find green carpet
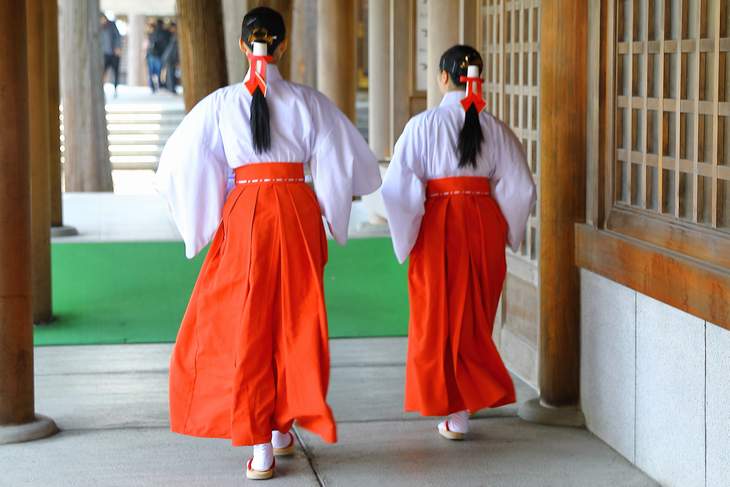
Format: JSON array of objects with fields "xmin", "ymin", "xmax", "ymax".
[{"xmin": 34, "ymin": 239, "xmax": 409, "ymax": 346}]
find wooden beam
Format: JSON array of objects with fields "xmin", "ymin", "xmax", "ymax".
[
  {"xmin": 177, "ymin": 0, "xmax": 229, "ymax": 111},
  {"xmin": 537, "ymin": 0, "xmax": 587, "ymax": 407},
  {"xmin": 576, "ymin": 224, "xmax": 730, "ymax": 330},
  {"xmin": 606, "ymin": 207, "xmax": 730, "ymax": 269}
]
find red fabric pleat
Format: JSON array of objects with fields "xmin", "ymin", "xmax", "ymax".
[
  {"xmin": 405, "ymin": 176, "xmax": 516, "ymax": 416},
  {"xmin": 169, "ymin": 163, "xmax": 336, "ymax": 446}
]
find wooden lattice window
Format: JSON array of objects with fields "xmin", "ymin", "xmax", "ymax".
[
  {"xmin": 615, "ymin": 0, "xmax": 730, "ymax": 233},
  {"xmin": 481, "ymin": 0, "xmax": 540, "ymax": 263},
  {"xmin": 578, "ymin": 0, "xmax": 730, "ymax": 329}
]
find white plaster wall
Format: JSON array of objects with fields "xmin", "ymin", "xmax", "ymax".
[
  {"xmin": 706, "ymin": 323, "xmax": 730, "ymax": 487},
  {"xmin": 635, "ymin": 294, "xmax": 705, "ymax": 487},
  {"xmin": 580, "ymin": 269, "xmax": 729, "ymax": 487},
  {"xmin": 580, "ymin": 270, "xmax": 636, "ymax": 462}
]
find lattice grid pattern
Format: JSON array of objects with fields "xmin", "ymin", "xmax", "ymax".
[
  {"xmin": 481, "ymin": 0, "xmax": 540, "ymax": 262},
  {"xmin": 615, "ymin": 0, "xmax": 730, "ymax": 231}
]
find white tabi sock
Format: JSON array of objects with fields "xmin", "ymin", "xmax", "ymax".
[
  {"xmin": 272, "ymin": 430, "xmax": 292, "ymax": 449},
  {"xmin": 251, "ymin": 443, "xmax": 274, "ymax": 471},
  {"xmin": 439, "ymin": 410, "xmax": 470, "ymax": 434}
]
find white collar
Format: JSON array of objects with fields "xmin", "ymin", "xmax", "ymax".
[{"xmin": 439, "ymin": 90, "xmax": 464, "ymax": 107}]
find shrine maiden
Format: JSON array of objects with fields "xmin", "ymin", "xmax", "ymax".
[
  {"xmin": 381, "ymin": 45, "xmax": 536, "ymax": 439},
  {"xmin": 155, "ymin": 7, "xmax": 381, "ymax": 480}
]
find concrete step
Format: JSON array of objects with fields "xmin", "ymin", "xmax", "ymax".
[
  {"xmin": 109, "ymin": 145, "xmax": 163, "ymax": 157},
  {"xmin": 106, "ymin": 123, "xmax": 178, "ymax": 135},
  {"xmin": 106, "ymin": 113, "xmax": 184, "ymax": 124},
  {"xmin": 108, "ymin": 133, "xmax": 169, "ymax": 144},
  {"xmin": 110, "ymin": 155, "xmax": 159, "ymax": 170},
  {"xmin": 105, "ymin": 103, "xmax": 185, "ymax": 115}
]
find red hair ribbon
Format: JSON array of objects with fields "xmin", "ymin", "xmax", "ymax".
[
  {"xmin": 245, "ymin": 51, "xmax": 273, "ymax": 96},
  {"xmin": 459, "ymin": 74, "xmax": 486, "ymax": 113}
]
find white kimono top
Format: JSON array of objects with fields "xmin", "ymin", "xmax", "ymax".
[
  {"xmin": 155, "ymin": 65, "xmax": 382, "ymax": 258},
  {"xmin": 381, "ymin": 90, "xmax": 537, "ymax": 263}
]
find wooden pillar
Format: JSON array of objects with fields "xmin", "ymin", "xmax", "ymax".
[
  {"xmin": 0, "ymin": 0, "xmax": 57, "ymax": 444},
  {"xmin": 126, "ymin": 14, "xmax": 148, "ymax": 87},
  {"xmin": 177, "ymin": 0, "xmax": 229, "ymax": 111},
  {"xmin": 27, "ymin": 0, "xmax": 52, "ymax": 323},
  {"xmin": 519, "ymin": 0, "xmax": 587, "ymax": 425},
  {"xmin": 368, "ymin": 0, "xmax": 390, "ymax": 159},
  {"xmin": 389, "ymin": 0, "xmax": 410, "ymax": 146},
  {"xmin": 59, "ymin": 0, "xmax": 113, "ymax": 192},
  {"xmin": 426, "ymin": 0, "xmax": 459, "ymax": 108},
  {"xmin": 46, "ymin": 0, "xmax": 62, "ymax": 228},
  {"xmin": 459, "ymin": 0, "xmax": 478, "ymax": 47},
  {"xmin": 290, "ymin": 0, "xmax": 317, "ymax": 87},
  {"xmin": 47, "ymin": 0, "xmax": 76, "ymax": 237},
  {"xmin": 317, "ymin": 0, "xmax": 356, "ymax": 121},
  {"xmin": 222, "ymin": 0, "xmax": 248, "ymax": 84}
]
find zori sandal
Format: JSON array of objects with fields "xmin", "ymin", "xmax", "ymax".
[
  {"xmin": 245, "ymin": 457, "xmax": 275, "ymax": 480},
  {"xmin": 437, "ymin": 420, "xmax": 465, "ymax": 441},
  {"xmin": 273, "ymin": 431, "xmax": 296, "ymax": 457}
]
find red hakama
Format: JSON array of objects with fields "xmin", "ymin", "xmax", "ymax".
[
  {"xmin": 169, "ymin": 163, "xmax": 337, "ymax": 446},
  {"xmin": 405, "ymin": 176, "xmax": 516, "ymax": 416}
]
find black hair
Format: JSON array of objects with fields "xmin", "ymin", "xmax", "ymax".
[
  {"xmin": 439, "ymin": 45, "xmax": 485, "ymax": 169},
  {"xmin": 241, "ymin": 7, "xmax": 286, "ymax": 154}
]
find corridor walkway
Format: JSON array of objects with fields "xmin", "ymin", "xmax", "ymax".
[
  {"xmin": 19, "ymin": 194, "xmax": 660, "ymax": 486},
  {"xmin": 4, "ymin": 339, "xmax": 657, "ymax": 486}
]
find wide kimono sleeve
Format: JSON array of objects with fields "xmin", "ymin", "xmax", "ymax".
[
  {"xmin": 154, "ymin": 91, "xmax": 229, "ymax": 259},
  {"xmin": 308, "ymin": 93, "xmax": 381, "ymax": 245},
  {"xmin": 381, "ymin": 117, "xmax": 426, "ymax": 264},
  {"xmin": 490, "ymin": 120, "xmax": 537, "ymax": 252}
]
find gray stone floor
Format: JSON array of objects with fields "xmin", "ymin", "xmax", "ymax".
[{"xmin": 2, "ymin": 338, "xmax": 658, "ymax": 486}]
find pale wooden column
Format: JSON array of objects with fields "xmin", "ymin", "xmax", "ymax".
[
  {"xmin": 389, "ymin": 0, "xmax": 410, "ymax": 146},
  {"xmin": 126, "ymin": 14, "xmax": 148, "ymax": 87},
  {"xmin": 518, "ymin": 0, "xmax": 587, "ymax": 426},
  {"xmin": 427, "ymin": 0, "xmax": 459, "ymax": 108},
  {"xmin": 459, "ymin": 0, "xmax": 479, "ymax": 47},
  {"xmin": 27, "ymin": 0, "xmax": 52, "ymax": 323},
  {"xmin": 317, "ymin": 0, "xmax": 356, "ymax": 121},
  {"xmin": 0, "ymin": 0, "xmax": 57, "ymax": 445},
  {"xmin": 290, "ymin": 0, "xmax": 317, "ymax": 87},
  {"xmin": 59, "ymin": 0, "xmax": 113, "ymax": 192},
  {"xmin": 177, "ymin": 0, "xmax": 229, "ymax": 111},
  {"xmin": 368, "ymin": 0, "xmax": 390, "ymax": 159},
  {"xmin": 46, "ymin": 0, "xmax": 62, "ymax": 228},
  {"xmin": 222, "ymin": 0, "xmax": 248, "ymax": 84},
  {"xmin": 48, "ymin": 0, "xmax": 75, "ymax": 236}
]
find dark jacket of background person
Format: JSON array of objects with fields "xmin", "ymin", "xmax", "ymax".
[
  {"xmin": 162, "ymin": 32, "xmax": 179, "ymax": 67},
  {"xmin": 147, "ymin": 23, "xmax": 171, "ymax": 59},
  {"xmin": 162, "ymin": 29, "xmax": 179, "ymax": 92},
  {"xmin": 101, "ymin": 19, "xmax": 121, "ymax": 56}
]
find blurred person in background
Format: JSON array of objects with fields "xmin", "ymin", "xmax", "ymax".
[
  {"xmin": 100, "ymin": 14, "xmax": 122, "ymax": 96},
  {"xmin": 146, "ymin": 19, "xmax": 170, "ymax": 93},
  {"xmin": 162, "ymin": 22, "xmax": 179, "ymax": 93}
]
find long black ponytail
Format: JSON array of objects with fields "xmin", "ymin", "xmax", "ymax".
[
  {"xmin": 241, "ymin": 7, "xmax": 286, "ymax": 154},
  {"xmin": 439, "ymin": 45, "xmax": 485, "ymax": 169}
]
